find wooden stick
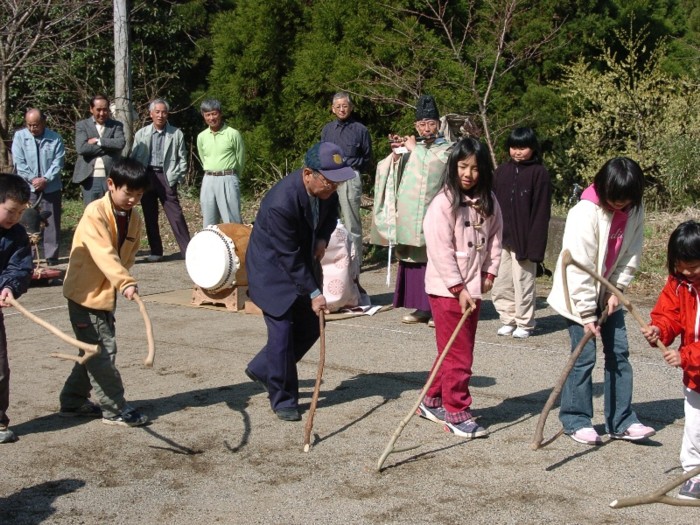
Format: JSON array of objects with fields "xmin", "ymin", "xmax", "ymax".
[
  {"xmin": 610, "ymin": 464, "xmax": 700, "ymax": 508},
  {"xmin": 303, "ymin": 311, "xmax": 326, "ymax": 452},
  {"xmin": 531, "ymin": 311, "xmax": 607, "ymax": 450},
  {"xmin": 532, "ymin": 249, "xmax": 668, "ymax": 450},
  {"xmin": 560, "ymin": 249, "xmax": 670, "ymax": 355},
  {"xmin": 5, "ymin": 297, "xmax": 99, "ymax": 365},
  {"xmin": 133, "ymin": 294, "xmax": 155, "ymax": 367},
  {"xmin": 376, "ymin": 306, "xmax": 473, "ymax": 472}
]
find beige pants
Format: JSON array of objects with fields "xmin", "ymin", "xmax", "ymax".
[{"xmin": 491, "ymin": 248, "xmax": 537, "ymax": 330}]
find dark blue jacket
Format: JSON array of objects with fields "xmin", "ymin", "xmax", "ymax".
[
  {"xmin": 0, "ymin": 224, "xmax": 33, "ymax": 297},
  {"xmin": 246, "ymin": 170, "xmax": 339, "ymax": 317},
  {"xmin": 321, "ymin": 117, "xmax": 372, "ymax": 173}
]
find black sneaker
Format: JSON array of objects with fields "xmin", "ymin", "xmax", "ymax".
[
  {"xmin": 102, "ymin": 408, "xmax": 148, "ymax": 427},
  {"xmin": 59, "ymin": 401, "xmax": 102, "ymax": 418},
  {"xmin": 678, "ymin": 477, "xmax": 700, "ymax": 500}
]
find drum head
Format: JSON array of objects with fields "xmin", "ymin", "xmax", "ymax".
[{"xmin": 186, "ymin": 227, "xmax": 240, "ymax": 292}]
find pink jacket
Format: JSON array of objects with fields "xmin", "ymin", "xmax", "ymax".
[{"xmin": 423, "ymin": 189, "xmax": 503, "ymax": 299}]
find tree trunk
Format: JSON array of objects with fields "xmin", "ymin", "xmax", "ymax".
[
  {"xmin": 113, "ymin": 0, "xmax": 133, "ymax": 155},
  {"xmin": 0, "ymin": 78, "xmax": 12, "ymax": 172}
]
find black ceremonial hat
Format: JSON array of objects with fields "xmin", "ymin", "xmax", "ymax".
[{"xmin": 415, "ymin": 94, "xmax": 439, "ymax": 121}]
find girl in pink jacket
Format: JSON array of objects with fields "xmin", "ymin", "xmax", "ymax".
[{"xmin": 416, "ymin": 137, "xmax": 503, "ymax": 438}]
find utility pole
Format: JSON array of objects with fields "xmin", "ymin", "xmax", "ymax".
[{"xmin": 113, "ymin": 0, "xmax": 133, "ymax": 154}]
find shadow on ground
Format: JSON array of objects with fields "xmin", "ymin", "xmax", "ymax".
[{"xmin": 0, "ymin": 478, "xmax": 86, "ymax": 525}]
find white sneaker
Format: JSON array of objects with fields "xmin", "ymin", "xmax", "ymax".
[
  {"xmin": 146, "ymin": 255, "xmax": 163, "ymax": 263},
  {"xmin": 497, "ymin": 325, "xmax": 515, "ymax": 336},
  {"xmin": 512, "ymin": 327, "xmax": 532, "ymax": 339}
]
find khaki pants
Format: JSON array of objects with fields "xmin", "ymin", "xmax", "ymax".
[
  {"xmin": 491, "ymin": 247, "xmax": 537, "ymax": 330},
  {"xmin": 59, "ymin": 301, "xmax": 127, "ymax": 417},
  {"xmin": 336, "ymin": 170, "xmax": 363, "ymax": 274}
]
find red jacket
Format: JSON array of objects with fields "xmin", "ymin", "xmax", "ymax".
[{"xmin": 650, "ymin": 275, "xmax": 700, "ymax": 392}]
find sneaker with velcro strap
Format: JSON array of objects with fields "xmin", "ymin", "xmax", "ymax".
[{"xmin": 102, "ymin": 407, "xmax": 148, "ymax": 427}]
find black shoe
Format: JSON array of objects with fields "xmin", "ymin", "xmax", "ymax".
[
  {"xmin": 46, "ymin": 258, "xmax": 59, "ymax": 266},
  {"xmin": 275, "ymin": 408, "xmax": 301, "ymax": 421},
  {"xmin": 245, "ymin": 368, "xmax": 269, "ymax": 393}
]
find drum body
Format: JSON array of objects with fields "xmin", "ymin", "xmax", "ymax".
[{"xmin": 186, "ymin": 224, "xmax": 252, "ymax": 292}]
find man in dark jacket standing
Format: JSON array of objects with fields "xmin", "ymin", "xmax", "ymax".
[
  {"xmin": 244, "ymin": 142, "xmax": 356, "ymax": 421},
  {"xmin": 73, "ymin": 95, "xmax": 125, "ymax": 205}
]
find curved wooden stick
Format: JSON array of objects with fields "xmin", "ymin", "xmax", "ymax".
[
  {"xmin": 377, "ymin": 306, "xmax": 473, "ymax": 472},
  {"xmin": 303, "ymin": 311, "xmax": 326, "ymax": 452},
  {"xmin": 133, "ymin": 294, "xmax": 155, "ymax": 368},
  {"xmin": 533, "ymin": 249, "xmax": 667, "ymax": 450},
  {"xmin": 610, "ymin": 464, "xmax": 700, "ymax": 508},
  {"xmin": 531, "ymin": 311, "xmax": 608, "ymax": 450},
  {"xmin": 560, "ymin": 249, "xmax": 670, "ymax": 355},
  {"xmin": 5, "ymin": 297, "xmax": 99, "ymax": 365}
]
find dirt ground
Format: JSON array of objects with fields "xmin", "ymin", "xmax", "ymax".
[{"xmin": 0, "ymin": 254, "xmax": 696, "ymax": 524}]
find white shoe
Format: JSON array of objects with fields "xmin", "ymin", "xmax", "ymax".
[
  {"xmin": 497, "ymin": 325, "xmax": 515, "ymax": 336},
  {"xmin": 512, "ymin": 327, "xmax": 532, "ymax": 339},
  {"xmin": 146, "ymin": 255, "xmax": 163, "ymax": 262}
]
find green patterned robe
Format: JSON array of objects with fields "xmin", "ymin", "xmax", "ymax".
[{"xmin": 371, "ymin": 139, "xmax": 452, "ymax": 263}]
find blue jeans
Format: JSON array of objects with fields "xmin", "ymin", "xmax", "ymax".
[{"xmin": 559, "ymin": 308, "xmax": 639, "ymax": 435}]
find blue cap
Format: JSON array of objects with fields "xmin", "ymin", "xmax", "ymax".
[{"xmin": 304, "ymin": 142, "xmax": 357, "ymax": 183}]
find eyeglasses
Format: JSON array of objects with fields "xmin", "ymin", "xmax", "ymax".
[{"xmin": 313, "ymin": 171, "xmax": 339, "ymax": 188}]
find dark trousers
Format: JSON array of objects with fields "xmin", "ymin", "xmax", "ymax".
[
  {"xmin": 81, "ymin": 176, "xmax": 108, "ymax": 206},
  {"xmin": 0, "ymin": 313, "xmax": 9, "ymax": 427},
  {"xmin": 247, "ymin": 296, "xmax": 321, "ymax": 411},
  {"xmin": 30, "ymin": 190, "xmax": 61, "ymax": 261},
  {"xmin": 141, "ymin": 168, "xmax": 191, "ymax": 256}
]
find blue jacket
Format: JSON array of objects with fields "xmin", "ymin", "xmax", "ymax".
[
  {"xmin": 11, "ymin": 127, "xmax": 65, "ymax": 194},
  {"xmin": 246, "ymin": 169, "xmax": 338, "ymax": 317},
  {"xmin": 0, "ymin": 224, "xmax": 33, "ymax": 298}
]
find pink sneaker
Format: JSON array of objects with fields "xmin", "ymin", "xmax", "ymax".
[
  {"xmin": 569, "ymin": 427, "xmax": 603, "ymax": 445},
  {"xmin": 609, "ymin": 423, "xmax": 656, "ymax": 441}
]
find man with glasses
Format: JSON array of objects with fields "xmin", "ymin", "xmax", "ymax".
[
  {"xmin": 321, "ymin": 92, "xmax": 372, "ymax": 273},
  {"xmin": 244, "ymin": 142, "xmax": 356, "ymax": 422},
  {"xmin": 11, "ymin": 109, "xmax": 65, "ymax": 265},
  {"xmin": 130, "ymin": 98, "xmax": 191, "ymax": 262}
]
